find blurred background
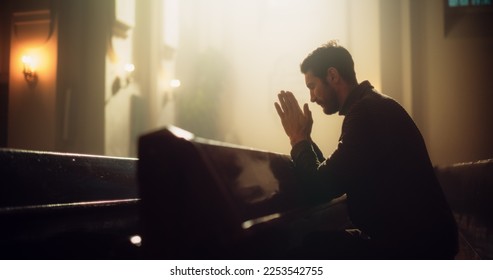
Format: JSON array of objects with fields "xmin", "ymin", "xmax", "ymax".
[{"xmin": 1, "ymin": 0, "xmax": 492, "ymax": 165}]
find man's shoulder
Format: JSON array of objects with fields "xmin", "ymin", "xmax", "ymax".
[
  {"xmin": 354, "ymin": 90, "xmax": 393, "ymax": 110},
  {"xmin": 361, "ymin": 89, "xmax": 404, "ymax": 108},
  {"xmin": 351, "ymin": 90, "xmax": 408, "ymax": 122}
]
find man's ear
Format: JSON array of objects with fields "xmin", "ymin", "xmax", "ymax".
[{"xmin": 326, "ymin": 67, "xmax": 339, "ymax": 84}]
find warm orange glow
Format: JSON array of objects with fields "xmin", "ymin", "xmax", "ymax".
[
  {"xmin": 16, "ymin": 45, "xmax": 56, "ymax": 86},
  {"xmin": 21, "ymin": 54, "xmax": 39, "ymax": 83},
  {"xmin": 20, "ymin": 45, "xmax": 54, "ymax": 71}
]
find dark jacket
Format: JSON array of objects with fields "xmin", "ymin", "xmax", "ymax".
[{"xmin": 291, "ymin": 81, "xmax": 458, "ymax": 258}]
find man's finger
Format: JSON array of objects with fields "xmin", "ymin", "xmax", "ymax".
[
  {"xmin": 303, "ymin": 103, "xmax": 312, "ymax": 120},
  {"xmin": 285, "ymin": 91, "xmax": 303, "ymax": 114},
  {"xmin": 278, "ymin": 92, "xmax": 290, "ymax": 114},
  {"xmin": 274, "ymin": 102, "xmax": 284, "ymax": 118}
]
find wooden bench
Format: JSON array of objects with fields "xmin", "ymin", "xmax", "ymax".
[
  {"xmin": 0, "ymin": 149, "xmax": 140, "ymax": 259},
  {"xmin": 137, "ymin": 126, "xmax": 350, "ymax": 259},
  {"xmin": 435, "ymin": 159, "xmax": 493, "ymax": 259},
  {"xmin": 137, "ymin": 127, "xmax": 493, "ymax": 259},
  {"xmin": 0, "ymin": 128, "xmax": 349, "ymax": 259},
  {"xmin": 4, "ymin": 126, "xmax": 489, "ymax": 259}
]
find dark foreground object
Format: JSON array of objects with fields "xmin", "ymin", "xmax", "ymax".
[
  {"xmin": 138, "ymin": 127, "xmax": 349, "ymax": 259},
  {"xmin": 0, "ymin": 127, "xmax": 492, "ymax": 259}
]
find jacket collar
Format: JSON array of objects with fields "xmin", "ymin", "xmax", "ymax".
[{"xmin": 339, "ymin": 80, "xmax": 374, "ymax": 116}]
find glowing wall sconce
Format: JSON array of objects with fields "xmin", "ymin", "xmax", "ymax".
[
  {"xmin": 170, "ymin": 79, "xmax": 181, "ymax": 88},
  {"xmin": 162, "ymin": 79, "xmax": 181, "ymax": 107},
  {"xmin": 123, "ymin": 63, "xmax": 135, "ymax": 85},
  {"xmin": 21, "ymin": 55, "xmax": 38, "ymax": 86},
  {"xmin": 111, "ymin": 63, "xmax": 135, "ymax": 95}
]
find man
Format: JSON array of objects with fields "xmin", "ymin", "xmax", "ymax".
[{"xmin": 275, "ymin": 40, "xmax": 458, "ymax": 259}]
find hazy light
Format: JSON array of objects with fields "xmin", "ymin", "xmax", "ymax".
[
  {"xmin": 170, "ymin": 79, "xmax": 181, "ymax": 88},
  {"xmin": 124, "ymin": 63, "xmax": 135, "ymax": 73}
]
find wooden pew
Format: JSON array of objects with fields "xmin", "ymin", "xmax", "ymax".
[
  {"xmin": 138, "ymin": 126, "xmax": 350, "ymax": 259},
  {"xmin": 0, "ymin": 149, "xmax": 140, "ymax": 259},
  {"xmin": 0, "ymin": 127, "xmax": 349, "ymax": 259},
  {"xmin": 2, "ymin": 127, "xmax": 490, "ymax": 260},
  {"xmin": 435, "ymin": 159, "xmax": 493, "ymax": 259}
]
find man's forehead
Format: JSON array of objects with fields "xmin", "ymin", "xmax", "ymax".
[{"xmin": 304, "ymin": 71, "xmax": 318, "ymax": 83}]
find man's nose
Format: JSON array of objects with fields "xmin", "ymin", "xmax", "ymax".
[{"xmin": 310, "ymin": 91, "xmax": 316, "ymax": 102}]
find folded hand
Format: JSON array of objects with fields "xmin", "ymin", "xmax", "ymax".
[{"xmin": 274, "ymin": 91, "xmax": 313, "ymax": 146}]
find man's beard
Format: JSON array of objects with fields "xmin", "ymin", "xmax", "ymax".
[{"xmin": 322, "ymin": 83, "xmax": 339, "ymax": 115}]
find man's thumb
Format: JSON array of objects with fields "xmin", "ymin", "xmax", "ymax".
[{"xmin": 303, "ymin": 103, "xmax": 312, "ymax": 119}]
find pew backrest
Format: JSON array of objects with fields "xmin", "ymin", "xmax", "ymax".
[{"xmin": 137, "ymin": 126, "xmax": 349, "ymax": 258}]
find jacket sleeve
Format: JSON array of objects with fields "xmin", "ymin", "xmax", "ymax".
[
  {"xmin": 290, "ymin": 140, "xmax": 346, "ymax": 203},
  {"xmin": 310, "ymin": 140, "xmax": 325, "ymax": 162},
  {"xmin": 290, "ymin": 99, "xmax": 379, "ymax": 203}
]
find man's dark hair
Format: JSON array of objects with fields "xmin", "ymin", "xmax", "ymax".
[{"xmin": 300, "ymin": 40, "xmax": 357, "ymax": 85}]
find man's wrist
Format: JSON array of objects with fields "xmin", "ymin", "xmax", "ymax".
[
  {"xmin": 290, "ymin": 139, "xmax": 313, "ymax": 161},
  {"xmin": 290, "ymin": 136, "xmax": 309, "ymax": 146}
]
